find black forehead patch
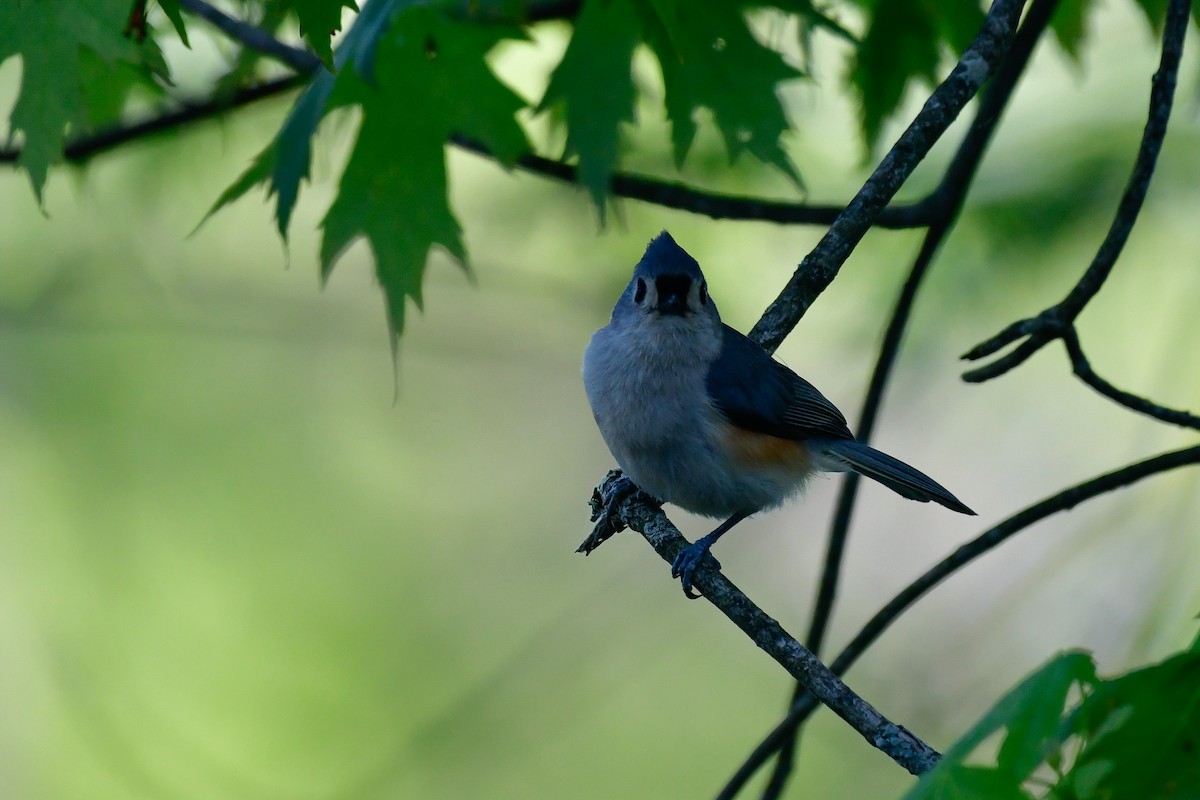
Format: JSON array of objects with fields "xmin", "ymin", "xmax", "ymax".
[{"xmin": 655, "ymin": 273, "xmax": 693, "ymax": 299}]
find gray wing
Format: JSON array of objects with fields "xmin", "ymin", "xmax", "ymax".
[{"xmin": 705, "ymin": 325, "xmax": 853, "ymax": 441}]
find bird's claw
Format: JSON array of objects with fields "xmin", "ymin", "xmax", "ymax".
[
  {"xmin": 671, "ymin": 542, "xmax": 721, "ymax": 599},
  {"xmin": 578, "ymin": 471, "xmax": 638, "ymax": 555}
]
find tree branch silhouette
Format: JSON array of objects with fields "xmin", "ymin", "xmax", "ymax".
[
  {"xmin": 748, "ymin": 0, "xmax": 1028, "ymax": 353},
  {"xmin": 1060, "ymin": 327, "xmax": 1200, "ymax": 429},
  {"xmin": 451, "ymin": 135, "xmax": 936, "ymax": 227},
  {"xmin": 759, "ymin": 1, "xmax": 1060, "ymax": 796},
  {"xmin": 584, "ymin": 0, "xmax": 1029, "ymax": 780},
  {"xmin": 581, "ymin": 472, "xmax": 942, "ymax": 777},
  {"xmin": 961, "ymin": 0, "xmax": 1190, "ymax": 384},
  {"xmin": 718, "ymin": 443, "xmax": 1200, "ymax": 800}
]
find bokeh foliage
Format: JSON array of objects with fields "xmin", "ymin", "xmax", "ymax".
[
  {"xmin": 906, "ymin": 633, "xmax": 1200, "ymax": 799},
  {"xmin": 2, "ymin": 2, "xmax": 1200, "ymax": 799}
]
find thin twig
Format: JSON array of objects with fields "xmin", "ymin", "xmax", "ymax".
[
  {"xmin": 479, "ymin": 0, "xmax": 584, "ymax": 23},
  {"xmin": 583, "ymin": 473, "xmax": 942, "ymax": 777},
  {"xmin": 449, "ymin": 136, "xmax": 935, "ymax": 227},
  {"xmin": 1061, "ymin": 327, "xmax": 1200, "ymax": 429},
  {"xmin": 718, "ymin": 443, "xmax": 1200, "ymax": 799},
  {"xmin": 755, "ymin": 1, "xmax": 1058, "ymax": 795},
  {"xmin": 178, "ymin": 0, "xmax": 324, "ymax": 72},
  {"xmin": 748, "ymin": 0, "xmax": 1028, "ymax": 353},
  {"xmin": 0, "ymin": 0, "xmax": 936, "ymax": 229},
  {"xmin": 961, "ymin": 0, "xmax": 1190, "ymax": 382},
  {"xmin": 0, "ymin": 76, "xmax": 308, "ymax": 166},
  {"xmin": 178, "ymin": 0, "xmax": 586, "ymax": 70},
  {"xmin": 0, "ymin": 117, "xmax": 933, "ymax": 227}
]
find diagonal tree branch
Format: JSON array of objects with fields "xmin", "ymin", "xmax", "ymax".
[
  {"xmin": 757, "ymin": 2, "xmax": 1062, "ymax": 796},
  {"xmin": 718, "ymin": 442, "xmax": 1200, "ymax": 799},
  {"xmin": 582, "ymin": 472, "xmax": 942, "ymax": 777},
  {"xmin": 583, "ymin": 0, "xmax": 1024, "ymax": 568},
  {"xmin": 961, "ymin": 0, "xmax": 1190, "ymax": 383},
  {"xmin": 584, "ymin": 0, "xmax": 1027, "ymax": 780},
  {"xmin": 748, "ymin": 0, "xmax": 1029, "ymax": 353}
]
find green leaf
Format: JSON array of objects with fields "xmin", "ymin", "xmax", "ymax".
[
  {"xmin": 213, "ymin": 1, "xmax": 292, "ymax": 95},
  {"xmin": 76, "ymin": 42, "xmax": 169, "ymax": 132},
  {"xmin": 155, "ymin": 0, "xmax": 190, "ymax": 45},
  {"xmin": 538, "ymin": 0, "xmax": 640, "ymax": 215},
  {"xmin": 1129, "ymin": 0, "xmax": 1171, "ymax": 34},
  {"xmin": 931, "ymin": 0, "xmax": 988, "ymax": 55},
  {"xmin": 1060, "ymin": 644, "xmax": 1200, "ymax": 799},
  {"xmin": 905, "ymin": 636, "xmax": 1200, "ymax": 800},
  {"xmin": 945, "ymin": 651, "xmax": 1095, "ymax": 766},
  {"xmin": 320, "ymin": 6, "xmax": 528, "ymax": 339},
  {"xmin": 907, "ymin": 765, "xmax": 1036, "ymax": 800},
  {"xmin": 205, "ymin": 1, "xmax": 527, "ymax": 342},
  {"xmin": 769, "ymin": 0, "xmax": 860, "ymax": 45},
  {"xmin": 1050, "ymin": 0, "xmax": 1091, "ymax": 60},
  {"xmin": 202, "ymin": 0, "xmax": 396, "ymax": 236},
  {"xmin": 847, "ymin": 0, "xmax": 985, "ymax": 151},
  {"xmin": 320, "ymin": 104, "xmax": 458, "ymax": 339},
  {"xmin": 993, "ymin": 652, "xmax": 1097, "ymax": 779},
  {"xmin": 281, "ymin": 0, "xmax": 359, "ymax": 67},
  {"xmin": 200, "ymin": 74, "xmax": 335, "ymax": 238},
  {"xmin": 639, "ymin": 0, "xmax": 804, "ymax": 186},
  {"xmin": 1128, "ymin": 0, "xmax": 1200, "ymax": 34},
  {"xmin": 850, "ymin": 0, "xmax": 942, "ymax": 152},
  {"xmin": 0, "ymin": 0, "xmax": 161, "ymax": 202},
  {"xmin": 904, "ymin": 651, "xmax": 1097, "ymax": 800}
]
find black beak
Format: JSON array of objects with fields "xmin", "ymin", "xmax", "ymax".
[{"xmin": 655, "ymin": 274, "xmax": 692, "ymax": 316}]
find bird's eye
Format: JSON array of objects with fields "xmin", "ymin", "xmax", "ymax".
[
  {"xmin": 698, "ymin": 280, "xmax": 708, "ymax": 305},
  {"xmin": 634, "ymin": 278, "xmax": 647, "ymax": 304}
]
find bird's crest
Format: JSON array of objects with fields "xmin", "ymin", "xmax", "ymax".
[{"xmin": 634, "ymin": 231, "xmax": 704, "ymax": 280}]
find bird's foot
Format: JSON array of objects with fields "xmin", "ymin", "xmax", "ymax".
[
  {"xmin": 578, "ymin": 471, "xmax": 641, "ymax": 555},
  {"xmin": 670, "ymin": 537, "xmax": 722, "ymax": 600}
]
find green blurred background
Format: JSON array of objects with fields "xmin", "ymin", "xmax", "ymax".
[{"xmin": 2, "ymin": 4, "xmax": 1199, "ymax": 798}]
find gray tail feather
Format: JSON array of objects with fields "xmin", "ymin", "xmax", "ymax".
[{"xmin": 822, "ymin": 439, "xmax": 976, "ymax": 516}]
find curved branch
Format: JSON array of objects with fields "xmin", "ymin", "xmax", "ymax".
[
  {"xmin": 1061, "ymin": 327, "xmax": 1200, "ymax": 429},
  {"xmin": 0, "ymin": 116, "xmax": 934, "ymax": 228},
  {"xmin": 719, "ymin": 443, "xmax": 1200, "ymax": 799},
  {"xmin": 748, "ymin": 0, "xmax": 1028, "ymax": 353},
  {"xmin": 961, "ymin": 0, "xmax": 1190, "ymax": 383},
  {"xmin": 581, "ymin": 472, "xmax": 942, "ymax": 777},
  {"xmin": 448, "ymin": 136, "xmax": 934, "ymax": 227}
]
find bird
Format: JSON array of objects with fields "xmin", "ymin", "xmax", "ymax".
[{"xmin": 582, "ymin": 231, "xmax": 974, "ymax": 598}]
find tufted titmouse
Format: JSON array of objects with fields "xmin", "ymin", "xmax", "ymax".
[{"xmin": 583, "ymin": 231, "xmax": 974, "ymax": 598}]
